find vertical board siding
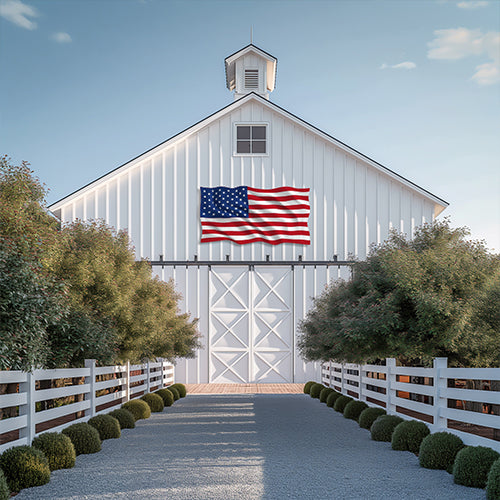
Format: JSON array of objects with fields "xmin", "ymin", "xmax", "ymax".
[{"xmin": 58, "ymin": 100, "xmax": 434, "ymax": 263}]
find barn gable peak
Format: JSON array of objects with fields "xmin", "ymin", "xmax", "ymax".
[{"xmin": 225, "ymin": 44, "xmax": 277, "ymax": 101}]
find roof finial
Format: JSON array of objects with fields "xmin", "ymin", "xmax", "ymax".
[{"xmin": 250, "ymin": 26, "xmax": 253, "ymax": 45}]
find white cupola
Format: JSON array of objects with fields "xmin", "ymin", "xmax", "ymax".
[{"xmin": 225, "ymin": 44, "xmax": 277, "ymax": 101}]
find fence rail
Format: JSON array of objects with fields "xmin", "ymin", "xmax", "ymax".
[
  {"xmin": 321, "ymin": 357, "xmax": 500, "ymax": 452},
  {"xmin": 0, "ymin": 359, "xmax": 175, "ymax": 454}
]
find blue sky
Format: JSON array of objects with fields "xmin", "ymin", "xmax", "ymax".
[{"xmin": 1, "ymin": 0, "xmax": 499, "ymax": 251}]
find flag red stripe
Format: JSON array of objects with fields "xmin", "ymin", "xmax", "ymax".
[
  {"xmin": 202, "ymin": 229, "xmax": 310, "ymax": 237},
  {"xmin": 200, "ymin": 236, "xmax": 311, "ymax": 245},
  {"xmin": 247, "ymin": 194, "xmax": 310, "ymax": 202},
  {"xmin": 249, "ymin": 203, "xmax": 310, "ymax": 210},
  {"xmin": 201, "ymin": 220, "xmax": 309, "ymax": 228},
  {"xmin": 247, "ymin": 186, "xmax": 309, "ymax": 194}
]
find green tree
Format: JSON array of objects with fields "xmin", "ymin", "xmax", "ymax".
[
  {"xmin": 53, "ymin": 220, "xmax": 200, "ymax": 363},
  {"xmin": 298, "ymin": 219, "xmax": 500, "ymax": 367},
  {"xmin": 0, "ymin": 238, "xmax": 66, "ymax": 370}
]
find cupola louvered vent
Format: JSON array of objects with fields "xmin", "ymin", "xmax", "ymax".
[{"xmin": 245, "ymin": 69, "xmax": 259, "ymax": 89}]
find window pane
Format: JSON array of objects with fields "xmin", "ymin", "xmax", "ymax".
[
  {"xmin": 252, "ymin": 126, "xmax": 266, "ymax": 140},
  {"xmin": 237, "ymin": 126, "xmax": 250, "ymax": 140},
  {"xmin": 237, "ymin": 140, "xmax": 251, "ymax": 153},
  {"xmin": 252, "ymin": 140, "xmax": 266, "ymax": 154}
]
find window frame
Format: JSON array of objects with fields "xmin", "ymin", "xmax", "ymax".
[{"xmin": 233, "ymin": 122, "xmax": 270, "ymax": 157}]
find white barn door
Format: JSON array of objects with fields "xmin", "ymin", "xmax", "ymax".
[{"xmin": 209, "ymin": 266, "xmax": 293, "ymax": 383}]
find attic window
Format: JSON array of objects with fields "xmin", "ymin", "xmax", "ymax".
[
  {"xmin": 236, "ymin": 125, "xmax": 267, "ymax": 154},
  {"xmin": 245, "ymin": 69, "xmax": 259, "ymax": 89}
]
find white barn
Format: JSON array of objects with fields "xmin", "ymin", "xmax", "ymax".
[{"xmin": 49, "ymin": 44, "xmax": 448, "ymax": 384}]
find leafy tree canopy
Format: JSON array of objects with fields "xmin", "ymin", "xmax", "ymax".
[{"xmin": 298, "ymin": 219, "xmax": 500, "ymax": 367}]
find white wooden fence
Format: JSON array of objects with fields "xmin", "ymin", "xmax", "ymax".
[
  {"xmin": 0, "ymin": 359, "xmax": 174, "ymax": 454},
  {"xmin": 321, "ymin": 358, "xmax": 500, "ymax": 452}
]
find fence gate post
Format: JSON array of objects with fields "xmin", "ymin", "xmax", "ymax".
[
  {"xmin": 159, "ymin": 358, "xmax": 164, "ymax": 389},
  {"xmin": 433, "ymin": 357, "xmax": 448, "ymax": 431},
  {"xmin": 84, "ymin": 359, "xmax": 96, "ymax": 418},
  {"xmin": 19, "ymin": 371, "xmax": 36, "ymax": 444},
  {"xmin": 329, "ymin": 360, "xmax": 333, "ymax": 389},
  {"xmin": 146, "ymin": 360, "xmax": 151, "ymax": 395},
  {"xmin": 358, "ymin": 364, "xmax": 364, "ymax": 401},
  {"xmin": 386, "ymin": 358, "xmax": 397, "ymax": 415},
  {"xmin": 341, "ymin": 363, "xmax": 346, "ymax": 395},
  {"xmin": 124, "ymin": 361, "xmax": 130, "ymax": 403}
]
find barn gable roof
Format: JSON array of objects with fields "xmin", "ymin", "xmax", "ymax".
[{"xmin": 49, "ymin": 92, "xmax": 448, "ymax": 215}]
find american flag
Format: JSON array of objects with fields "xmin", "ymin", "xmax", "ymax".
[{"xmin": 200, "ymin": 186, "xmax": 311, "ymax": 245}]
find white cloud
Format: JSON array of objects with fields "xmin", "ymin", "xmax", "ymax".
[
  {"xmin": 380, "ymin": 61, "xmax": 417, "ymax": 70},
  {"xmin": 0, "ymin": 0, "xmax": 37, "ymax": 30},
  {"xmin": 457, "ymin": 1, "xmax": 488, "ymax": 9},
  {"xmin": 51, "ymin": 32, "xmax": 72, "ymax": 43},
  {"xmin": 428, "ymin": 28, "xmax": 500, "ymax": 85}
]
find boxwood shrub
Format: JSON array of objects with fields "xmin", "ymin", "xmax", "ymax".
[
  {"xmin": 319, "ymin": 387, "xmax": 335, "ymax": 403},
  {"xmin": 358, "ymin": 407, "xmax": 386, "ymax": 430},
  {"xmin": 88, "ymin": 414, "xmax": 121, "ymax": 440},
  {"xmin": 333, "ymin": 395, "xmax": 353, "ymax": 413},
  {"xmin": 122, "ymin": 399, "xmax": 152, "ymax": 420},
  {"xmin": 0, "ymin": 445, "xmax": 50, "ymax": 492},
  {"xmin": 487, "ymin": 458, "xmax": 500, "ymax": 500},
  {"xmin": 32, "ymin": 432, "xmax": 76, "ymax": 470},
  {"xmin": 141, "ymin": 393, "xmax": 164, "ymax": 412},
  {"xmin": 309, "ymin": 383, "xmax": 325, "ymax": 399},
  {"xmin": 453, "ymin": 446, "xmax": 500, "ymax": 488},
  {"xmin": 303, "ymin": 381, "xmax": 316, "ymax": 394},
  {"xmin": 370, "ymin": 415, "xmax": 404, "ymax": 442},
  {"xmin": 325, "ymin": 391, "xmax": 342, "ymax": 408},
  {"xmin": 418, "ymin": 432, "xmax": 465, "ymax": 473},
  {"xmin": 169, "ymin": 383, "xmax": 187, "ymax": 398},
  {"xmin": 0, "ymin": 470, "xmax": 9, "ymax": 500},
  {"xmin": 391, "ymin": 420, "xmax": 430, "ymax": 454},
  {"xmin": 62, "ymin": 423, "xmax": 101, "ymax": 455},
  {"xmin": 343, "ymin": 400, "xmax": 368, "ymax": 421},
  {"xmin": 155, "ymin": 389, "xmax": 175, "ymax": 407},
  {"xmin": 109, "ymin": 408, "xmax": 136, "ymax": 429},
  {"xmin": 169, "ymin": 386, "xmax": 180, "ymax": 401}
]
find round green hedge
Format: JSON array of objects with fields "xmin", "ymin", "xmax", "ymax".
[
  {"xmin": 333, "ymin": 395, "xmax": 353, "ymax": 413},
  {"xmin": 391, "ymin": 420, "xmax": 430, "ymax": 454},
  {"xmin": 358, "ymin": 407, "xmax": 386, "ymax": 430},
  {"xmin": 487, "ymin": 457, "xmax": 500, "ymax": 500},
  {"xmin": 325, "ymin": 391, "xmax": 342, "ymax": 408},
  {"xmin": 88, "ymin": 414, "xmax": 121, "ymax": 440},
  {"xmin": 343, "ymin": 400, "xmax": 368, "ymax": 421},
  {"xmin": 0, "ymin": 470, "xmax": 9, "ymax": 500},
  {"xmin": 109, "ymin": 408, "xmax": 136, "ymax": 429},
  {"xmin": 319, "ymin": 387, "xmax": 335, "ymax": 403},
  {"xmin": 453, "ymin": 446, "xmax": 500, "ymax": 488},
  {"xmin": 303, "ymin": 381, "xmax": 316, "ymax": 394},
  {"xmin": 122, "ymin": 399, "xmax": 152, "ymax": 420},
  {"xmin": 155, "ymin": 389, "xmax": 174, "ymax": 407},
  {"xmin": 309, "ymin": 383, "xmax": 325, "ymax": 399},
  {"xmin": 370, "ymin": 415, "xmax": 404, "ymax": 442},
  {"xmin": 62, "ymin": 422, "xmax": 101, "ymax": 455},
  {"xmin": 169, "ymin": 383, "xmax": 187, "ymax": 398},
  {"xmin": 141, "ymin": 393, "xmax": 164, "ymax": 412},
  {"xmin": 169, "ymin": 386, "xmax": 180, "ymax": 401},
  {"xmin": 0, "ymin": 445, "xmax": 50, "ymax": 492},
  {"xmin": 418, "ymin": 432, "xmax": 465, "ymax": 473},
  {"xmin": 32, "ymin": 432, "xmax": 76, "ymax": 470}
]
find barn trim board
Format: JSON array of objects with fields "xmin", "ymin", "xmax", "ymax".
[{"xmin": 49, "ymin": 44, "xmax": 449, "ymax": 384}]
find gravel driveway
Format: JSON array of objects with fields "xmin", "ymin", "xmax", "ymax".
[{"xmin": 16, "ymin": 394, "xmax": 485, "ymax": 499}]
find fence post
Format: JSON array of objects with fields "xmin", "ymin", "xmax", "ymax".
[
  {"xmin": 146, "ymin": 360, "xmax": 151, "ymax": 395},
  {"xmin": 84, "ymin": 359, "xmax": 96, "ymax": 418},
  {"xmin": 433, "ymin": 357, "xmax": 448, "ymax": 431},
  {"xmin": 358, "ymin": 364, "xmax": 364, "ymax": 402},
  {"xmin": 328, "ymin": 360, "xmax": 333, "ymax": 389},
  {"xmin": 124, "ymin": 361, "xmax": 130, "ymax": 403},
  {"xmin": 19, "ymin": 371, "xmax": 36, "ymax": 444},
  {"xmin": 340, "ymin": 363, "xmax": 346, "ymax": 395},
  {"xmin": 386, "ymin": 358, "xmax": 397, "ymax": 415},
  {"xmin": 158, "ymin": 358, "xmax": 164, "ymax": 389}
]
